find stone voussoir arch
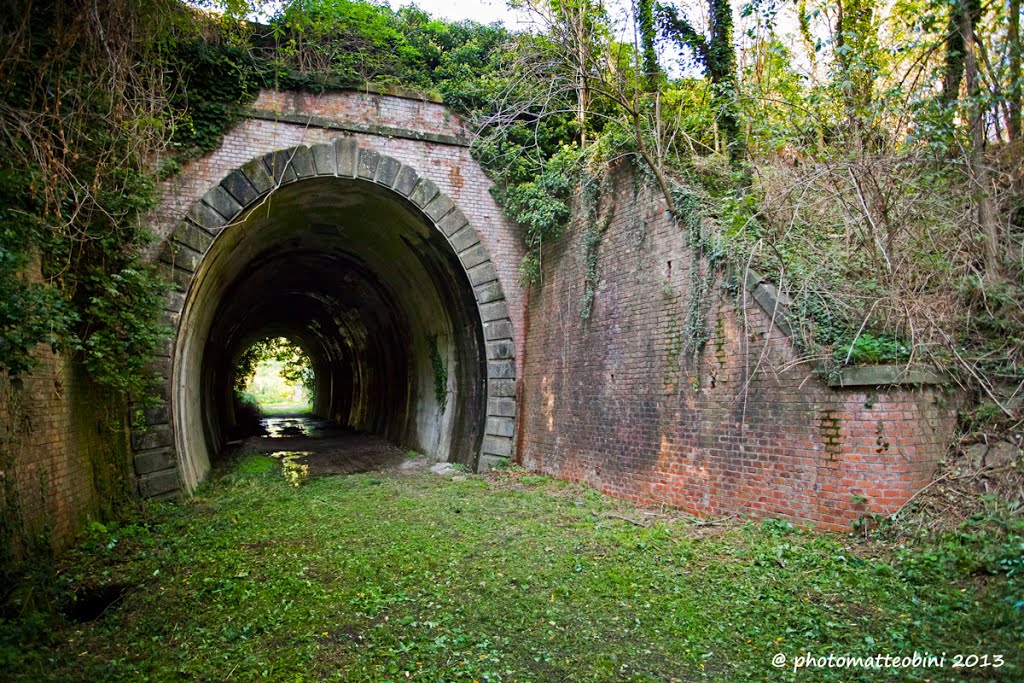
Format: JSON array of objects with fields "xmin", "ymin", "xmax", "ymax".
[{"xmin": 133, "ymin": 137, "xmax": 517, "ymax": 499}]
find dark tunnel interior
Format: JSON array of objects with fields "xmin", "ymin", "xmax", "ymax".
[{"xmin": 171, "ymin": 177, "xmax": 486, "ymax": 490}]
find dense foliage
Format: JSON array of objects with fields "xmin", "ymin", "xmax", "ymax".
[{"xmin": 2, "ymin": 0, "xmax": 1022, "ymax": 415}]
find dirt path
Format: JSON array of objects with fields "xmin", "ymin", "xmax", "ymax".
[{"xmin": 238, "ymin": 414, "xmax": 426, "ymax": 476}]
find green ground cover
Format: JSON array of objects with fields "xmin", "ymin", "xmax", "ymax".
[{"xmin": 2, "ymin": 460, "xmax": 1020, "ymax": 682}]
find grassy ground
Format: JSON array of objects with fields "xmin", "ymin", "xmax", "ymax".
[
  {"xmin": 2, "ymin": 457, "xmax": 1021, "ymax": 682},
  {"xmin": 260, "ymin": 401, "xmax": 313, "ymax": 416}
]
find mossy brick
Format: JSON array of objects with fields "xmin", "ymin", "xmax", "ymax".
[
  {"xmin": 160, "ymin": 243, "xmax": 201, "ymax": 272},
  {"xmin": 203, "ymin": 185, "xmax": 242, "ymax": 220},
  {"xmin": 311, "ymin": 142, "xmax": 337, "ymax": 176},
  {"xmin": 163, "ymin": 291, "xmax": 185, "ymax": 313},
  {"xmin": 290, "ymin": 145, "xmax": 316, "ymax": 178},
  {"xmin": 132, "ymin": 423, "xmax": 172, "ymax": 451},
  {"xmin": 220, "ymin": 170, "xmax": 259, "ymax": 207},
  {"xmin": 357, "ymin": 149, "xmax": 381, "ymax": 179},
  {"xmin": 240, "ymin": 158, "xmax": 274, "ymax": 194},
  {"xmin": 143, "ymin": 403, "xmax": 168, "ymax": 425},
  {"xmin": 375, "ymin": 156, "xmax": 401, "ymax": 187},
  {"xmin": 334, "ymin": 137, "xmax": 358, "ymax": 177}
]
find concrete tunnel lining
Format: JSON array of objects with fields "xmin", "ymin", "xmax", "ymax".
[{"xmin": 148, "ymin": 141, "xmax": 518, "ymax": 495}]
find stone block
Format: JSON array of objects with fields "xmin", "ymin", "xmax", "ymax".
[
  {"xmin": 447, "ymin": 226, "xmax": 479, "ymax": 253},
  {"xmin": 357, "ymin": 149, "xmax": 381, "ymax": 179},
  {"xmin": 467, "ymin": 261, "xmax": 499, "ymax": 287},
  {"xmin": 409, "ymin": 178, "xmax": 440, "ymax": 208},
  {"xmin": 138, "ymin": 468, "xmax": 180, "ymax": 498},
  {"xmin": 375, "ymin": 156, "xmax": 401, "ymax": 187},
  {"xmin": 311, "ymin": 142, "xmax": 337, "ymax": 176},
  {"xmin": 437, "ymin": 208, "xmax": 469, "ymax": 237},
  {"xmin": 290, "ymin": 145, "xmax": 316, "ymax": 178},
  {"xmin": 335, "ymin": 137, "xmax": 358, "ymax": 177},
  {"xmin": 487, "ymin": 379, "xmax": 516, "ymax": 398},
  {"xmin": 482, "ymin": 435, "xmax": 513, "ymax": 458},
  {"xmin": 132, "ymin": 423, "xmax": 172, "ymax": 451},
  {"xmin": 163, "ymin": 291, "xmax": 185, "ymax": 313},
  {"xmin": 424, "ymin": 194, "xmax": 455, "ymax": 222},
  {"xmin": 458, "ymin": 244, "xmax": 489, "ymax": 271},
  {"xmin": 264, "ymin": 149, "xmax": 298, "ymax": 185},
  {"xmin": 484, "ymin": 319, "xmax": 514, "ymax": 341},
  {"xmin": 203, "ymin": 185, "xmax": 242, "ymax": 220},
  {"xmin": 134, "ymin": 448, "xmax": 176, "ymax": 475},
  {"xmin": 486, "ymin": 340, "xmax": 515, "ymax": 361},
  {"xmin": 160, "ymin": 243, "xmax": 200, "ymax": 272},
  {"xmin": 474, "ymin": 281, "xmax": 503, "ymax": 305},
  {"xmin": 187, "ymin": 201, "xmax": 226, "ymax": 233},
  {"xmin": 239, "ymin": 159, "xmax": 274, "ymax": 195},
  {"xmin": 487, "ymin": 398, "xmax": 516, "ymax": 418},
  {"xmin": 220, "ymin": 170, "xmax": 259, "ymax": 207},
  {"xmin": 171, "ymin": 221, "xmax": 213, "ymax": 254},
  {"xmin": 479, "ymin": 300, "xmax": 509, "ymax": 323},
  {"xmin": 393, "ymin": 165, "xmax": 419, "ymax": 196},
  {"xmin": 486, "ymin": 416, "xmax": 516, "ymax": 438},
  {"xmin": 488, "ymin": 360, "xmax": 515, "ymax": 380}
]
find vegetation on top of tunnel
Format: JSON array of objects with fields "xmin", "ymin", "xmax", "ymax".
[
  {"xmin": 6, "ymin": 0, "xmax": 1022, "ymax": 416},
  {"xmin": 184, "ymin": 0, "xmax": 1024, "ymax": 420},
  {"xmin": 1, "ymin": 460, "xmax": 1022, "ymax": 681}
]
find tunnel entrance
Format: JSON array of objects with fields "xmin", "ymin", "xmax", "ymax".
[{"xmin": 171, "ymin": 171, "xmax": 488, "ymax": 490}]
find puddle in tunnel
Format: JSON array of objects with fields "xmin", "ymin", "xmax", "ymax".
[
  {"xmin": 240, "ymin": 417, "xmax": 419, "ymax": 477},
  {"xmin": 261, "ymin": 415, "xmax": 334, "ymax": 438}
]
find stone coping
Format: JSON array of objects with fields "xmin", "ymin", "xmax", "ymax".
[
  {"xmin": 734, "ymin": 268, "xmax": 949, "ymax": 388},
  {"xmin": 245, "ymin": 108, "xmax": 470, "ymax": 148}
]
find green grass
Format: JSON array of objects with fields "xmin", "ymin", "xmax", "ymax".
[
  {"xmin": 2, "ymin": 465, "xmax": 1021, "ymax": 682},
  {"xmin": 260, "ymin": 401, "xmax": 313, "ymax": 416}
]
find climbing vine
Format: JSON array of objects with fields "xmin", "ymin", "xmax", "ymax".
[{"xmin": 427, "ymin": 335, "xmax": 448, "ymax": 415}]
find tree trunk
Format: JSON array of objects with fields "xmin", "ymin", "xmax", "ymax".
[
  {"xmin": 1009, "ymin": 0, "xmax": 1021, "ymax": 142},
  {"xmin": 961, "ymin": 2, "xmax": 1000, "ymax": 278},
  {"xmin": 941, "ymin": 0, "xmax": 965, "ymax": 105}
]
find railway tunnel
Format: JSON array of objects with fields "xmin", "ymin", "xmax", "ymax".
[{"xmin": 158, "ymin": 142, "xmax": 515, "ymax": 494}]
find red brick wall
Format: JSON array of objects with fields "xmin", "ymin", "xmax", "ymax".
[
  {"xmin": 519, "ymin": 173, "xmax": 958, "ymax": 531},
  {"xmin": 0, "ymin": 333, "xmax": 133, "ymax": 563}
]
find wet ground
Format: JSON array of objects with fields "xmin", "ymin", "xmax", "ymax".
[{"xmin": 237, "ymin": 414, "xmax": 424, "ymax": 476}]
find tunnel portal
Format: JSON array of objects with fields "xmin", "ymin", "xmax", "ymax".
[{"xmin": 143, "ymin": 141, "xmax": 518, "ymax": 495}]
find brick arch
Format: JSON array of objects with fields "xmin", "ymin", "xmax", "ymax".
[{"xmin": 133, "ymin": 138, "xmax": 516, "ymax": 498}]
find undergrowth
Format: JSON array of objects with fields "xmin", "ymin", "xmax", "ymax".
[{"xmin": 1, "ymin": 462, "xmax": 1020, "ymax": 681}]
